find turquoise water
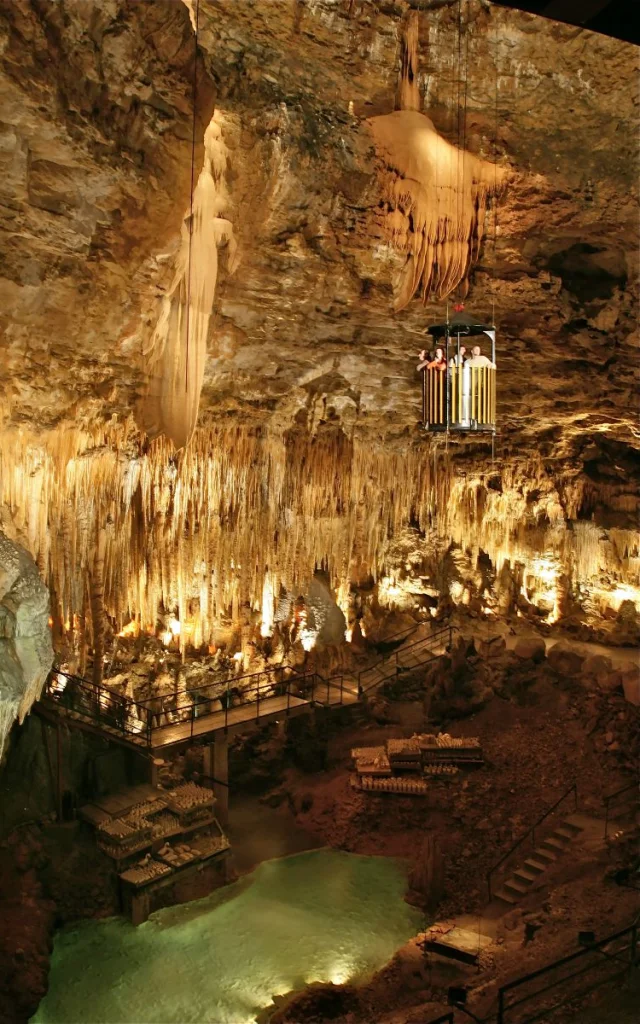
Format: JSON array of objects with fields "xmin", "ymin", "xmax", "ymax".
[{"xmin": 32, "ymin": 850, "xmax": 422, "ymax": 1024}]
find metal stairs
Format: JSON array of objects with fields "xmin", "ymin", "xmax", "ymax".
[{"xmin": 494, "ymin": 815, "xmax": 586, "ymax": 906}]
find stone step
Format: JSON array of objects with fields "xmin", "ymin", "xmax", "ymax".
[
  {"xmin": 554, "ymin": 825, "xmax": 578, "ymax": 840},
  {"xmin": 539, "ymin": 836, "xmax": 569, "ymax": 852},
  {"xmin": 532, "ymin": 847, "xmax": 557, "ymax": 863},
  {"xmin": 560, "ymin": 817, "xmax": 584, "ymax": 835},
  {"xmin": 514, "ymin": 866, "xmax": 541, "ymax": 884},
  {"xmin": 523, "ymin": 858, "xmax": 548, "ymax": 874},
  {"xmin": 503, "ymin": 878, "xmax": 532, "ymax": 896},
  {"xmin": 494, "ymin": 888, "xmax": 519, "ymax": 906}
]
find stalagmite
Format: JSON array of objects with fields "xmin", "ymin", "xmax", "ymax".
[
  {"xmin": 367, "ymin": 11, "xmax": 506, "ymax": 308},
  {"xmin": 140, "ymin": 112, "xmax": 238, "ymax": 450}
]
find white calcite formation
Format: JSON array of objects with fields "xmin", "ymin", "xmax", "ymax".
[{"xmin": 0, "ymin": 533, "xmax": 53, "ymax": 761}]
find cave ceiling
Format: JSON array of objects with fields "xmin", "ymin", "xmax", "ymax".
[{"xmin": 0, "ymin": 0, "xmax": 638, "ymax": 489}]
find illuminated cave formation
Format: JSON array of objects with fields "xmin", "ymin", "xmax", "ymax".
[
  {"xmin": 140, "ymin": 110, "xmax": 238, "ymax": 450},
  {"xmin": 0, "ymin": 2, "xmax": 639, "ymax": 1022},
  {"xmin": 367, "ymin": 11, "xmax": 506, "ymax": 309},
  {"xmin": 0, "ymin": 425, "xmax": 637, "ymax": 665}
]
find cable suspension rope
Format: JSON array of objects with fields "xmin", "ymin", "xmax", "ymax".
[{"xmin": 184, "ymin": 0, "xmax": 200, "ymax": 393}]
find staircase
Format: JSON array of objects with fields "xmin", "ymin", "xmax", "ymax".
[
  {"xmin": 358, "ymin": 623, "xmax": 454, "ymax": 696},
  {"xmin": 494, "ymin": 814, "xmax": 586, "ymax": 906}
]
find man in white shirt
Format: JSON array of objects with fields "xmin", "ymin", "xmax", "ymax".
[{"xmin": 465, "ymin": 344, "xmax": 495, "ymax": 368}]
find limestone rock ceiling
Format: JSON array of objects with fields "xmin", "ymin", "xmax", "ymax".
[{"xmin": 0, "ymin": 0, "xmax": 638, "ymax": 485}]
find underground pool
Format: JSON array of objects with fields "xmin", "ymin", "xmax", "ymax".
[{"xmin": 32, "ymin": 849, "xmax": 423, "ymax": 1024}]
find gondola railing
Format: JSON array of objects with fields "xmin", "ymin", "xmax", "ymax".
[{"xmin": 422, "ymin": 365, "xmax": 496, "ymax": 431}]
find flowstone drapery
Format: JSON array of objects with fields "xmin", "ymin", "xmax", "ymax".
[
  {"xmin": 368, "ymin": 11, "xmax": 506, "ymax": 309},
  {"xmin": 140, "ymin": 112, "xmax": 238, "ymax": 450}
]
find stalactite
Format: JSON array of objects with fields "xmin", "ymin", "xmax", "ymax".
[
  {"xmin": 0, "ymin": 422, "xmax": 636, "ymax": 652},
  {"xmin": 367, "ymin": 11, "xmax": 506, "ymax": 308},
  {"xmin": 139, "ymin": 112, "xmax": 238, "ymax": 450},
  {"xmin": 90, "ymin": 525, "xmax": 106, "ymax": 688},
  {"xmin": 396, "ymin": 10, "xmax": 421, "ymax": 113}
]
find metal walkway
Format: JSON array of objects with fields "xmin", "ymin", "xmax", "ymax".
[{"xmin": 37, "ymin": 623, "xmax": 452, "ymax": 752}]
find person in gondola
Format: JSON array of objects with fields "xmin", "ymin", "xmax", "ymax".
[
  {"xmin": 449, "ymin": 344, "xmax": 467, "ymax": 366},
  {"xmin": 416, "ymin": 348, "xmax": 430, "ymax": 371},
  {"xmin": 466, "ymin": 344, "xmax": 495, "ymax": 368},
  {"xmin": 427, "ymin": 346, "xmax": 447, "ymax": 371}
]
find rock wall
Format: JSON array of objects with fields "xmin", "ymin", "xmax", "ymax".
[
  {"xmin": 0, "ymin": 533, "xmax": 53, "ymax": 762},
  {"xmin": 0, "ymin": 1, "xmax": 637, "ymax": 653}
]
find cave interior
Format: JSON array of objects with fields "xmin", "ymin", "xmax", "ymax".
[{"xmin": 0, "ymin": 2, "xmax": 638, "ymax": 1023}]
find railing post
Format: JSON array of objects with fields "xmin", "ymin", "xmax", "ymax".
[
  {"xmin": 257, "ymin": 675, "xmax": 260, "ymax": 721},
  {"xmin": 604, "ymin": 799, "xmax": 609, "ymax": 841},
  {"xmin": 497, "ymin": 987, "xmax": 505, "ymax": 1024}
]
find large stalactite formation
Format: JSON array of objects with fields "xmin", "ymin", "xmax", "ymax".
[
  {"xmin": 368, "ymin": 11, "xmax": 506, "ymax": 308},
  {"xmin": 140, "ymin": 110, "xmax": 238, "ymax": 450}
]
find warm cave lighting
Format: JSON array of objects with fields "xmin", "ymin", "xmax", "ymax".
[
  {"xmin": 298, "ymin": 610, "xmax": 318, "ymax": 652},
  {"xmin": 329, "ymin": 965, "xmax": 351, "ymax": 985},
  {"xmin": 260, "ymin": 573, "xmax": 275, "ymax": 637},
  {"xmin": 169, "ymin": 617, "xmax": 181, "ymax": 636},
  {"xmin": 117, "ymin": 620, "xmax": 139, "ymax": 638},
  {"xmin": 51, "ymin": 673, "xmax": 67, "ymax": 696},
  {"xmin": 606, "ymin": 583, "xmax": 640, "ymax": 610},
  {"xmin": 449, "ymin": 581, "xmax": 465, "ymax": 602},
  {"xmin": 160, "ymin": 630, "xmax": 173, "ymax": 647}
]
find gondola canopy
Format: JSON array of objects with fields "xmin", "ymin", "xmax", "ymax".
[{"xmin": 426, "ymin": 310, "xmax": 494, "ymax": 339}]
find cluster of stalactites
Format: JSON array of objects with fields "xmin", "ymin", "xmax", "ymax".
[
  {"xmin": 0, "ymin": 422, "xmax": 447, "ymax": 653},
  {"xmin": 1, "ymin": 425, "xmax": 637, "ymax": 655},
  {"xmin": 368, "ymin": 10, "xmax": 506, "ymax": 308}
]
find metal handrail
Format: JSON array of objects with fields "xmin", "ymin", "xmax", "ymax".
[
  {"xmin": 131, "ymin": 664, "xmax": 295, "ymax": 708},
  {"xmin": 604, "ymin": 778, "xmax": 639, "ymax": 840},
  {"xmin": 496, "ymin": 917, "xmax": 638, "ymax": 1023},
  {"xmin": 371, "ymin": 619, "xmax": 424, "ymax": 645},
  {"xmin": 44, "ymin": 661, "xmax": 354, "ymax": 746},
  {"xmin": 358, "ymin": 624, "xmax": 455, "ymax": 695},
  {"xmin": 43, "ymin": 668, "xmax": 152, "ymax": 746},
  {"xmin": 487, "ymin": 782, "xmax": 578, "ymax": 901},
  {"xmin": 157, "ymin": 669, "xmax": 323, "ymax": 737}
]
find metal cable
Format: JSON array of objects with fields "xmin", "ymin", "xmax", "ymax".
[{"xmin": 184, "ymin": 0, "xmax": 200, "ymax": 392}]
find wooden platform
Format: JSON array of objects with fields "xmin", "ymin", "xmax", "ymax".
[{"xmin": 421, "ymin": 922, "xmax": 493, "ymax": 966}]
